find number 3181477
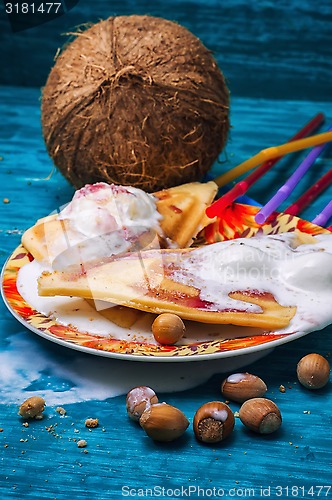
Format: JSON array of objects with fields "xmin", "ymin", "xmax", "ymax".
[
  {"xmin": 276, "ymin": 486, "xmax": 331, "ymax": 497},
  {"xmin": 5, "ymin": 3, "xmax": 62, "ymax": 14}
]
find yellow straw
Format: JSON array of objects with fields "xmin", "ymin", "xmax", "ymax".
[{"xmin": 214, "ymin": 131, "xmax": 332, "ymax": 188}]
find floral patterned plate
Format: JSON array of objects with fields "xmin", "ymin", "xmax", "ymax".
[{"xmin": 1, "ymin": 203, "xmax": 330, "ymax": 362}]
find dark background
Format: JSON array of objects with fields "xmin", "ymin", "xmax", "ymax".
[{"xmin": 1, "ymin": 0, "xmax": 332, "ymax": 101}]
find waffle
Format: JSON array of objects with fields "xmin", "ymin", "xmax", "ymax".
[
  {"xmin": 85, "ymin": 300, "xmax": 145, "ymax": 328},
  {"xmin": 38, "ymin": 247, "xmax": 296, "ymax": 330},
  {"xmin": 154, "ymin": 181, "xmax": 218, "ymax": 247},
  {"xmin": 21, "ymin": 213, "xmax": 67, "ymax": 264}
]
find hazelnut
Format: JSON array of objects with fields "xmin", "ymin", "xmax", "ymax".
[
  {"xmin": 126, "ymin": 386, "xmax": 159, "ymax": 421},
  {"xmin": 221, "ymin": 372, "xmax": 267, "ymax": 403},
  {"xmin": 193, "ymin": 401, "xmax": 235, "ymax": 443},
  {"xmin": 151, "ymin": 313, "xmax": 185, "ymax": 345},
  {"xmin": 239, "ymin": 398, "xmax": 282, "ymax": 434},
  {"xmin": 139, "ymin": 403, "xmax": 189, "ymax": 442},
  {"xmin": 18, "ymin": 396, "xmax": 46, "ymax": 419},
  {"xmin": 297, "ymin": 353, "xmax": 330, "ymax": 390}
]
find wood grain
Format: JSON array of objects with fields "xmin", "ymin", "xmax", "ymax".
[
  {"xmin": 0, "ymin": 19, "xmax": 332, "ymax": 496},
  {"xmin": 0, "ymin": 0, "xmax": 332, "ymax": 101}
]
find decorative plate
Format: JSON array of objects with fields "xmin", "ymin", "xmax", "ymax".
[{"xmin": 1, "ymin": 203, "xmax": 330, "ymax": 361}]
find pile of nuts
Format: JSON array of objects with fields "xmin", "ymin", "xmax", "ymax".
[
  {"xmin": 126, "ymin": 352, "xmax": 330, "ymax": 444},
  {"xmin": 16, "ymin": 352, "xmax": 330, "ymax": 448}
]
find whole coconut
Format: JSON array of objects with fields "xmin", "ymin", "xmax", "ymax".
[{"xmin": 42, "ymin": 15, "xmax": 230, "ymax": 192}]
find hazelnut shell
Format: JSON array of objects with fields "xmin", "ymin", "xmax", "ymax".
[
  {"xmin": 239, "ymin": 398, "xmax": 282, "ymax": 434},
  {"xmin": 297, "ymin": 353, "xmax": 330, "ymax": 390},
  {"xmin": 151, "ymin": 313, "xmax": 185, "ymax": 345},
  {"xmin": 126, "ymin": 386, "xmax": 158, "ymax": 421},
  {"xmin": 221, "ymin": 372, "xmax": 267, "ymax": 403},
  {"xmin": 139, "ymin": 403, "xmax": 189, "ymax": 442},
  {"xmin": 193, "ymin": 401, "xmax": 235, "ymax": 443}
]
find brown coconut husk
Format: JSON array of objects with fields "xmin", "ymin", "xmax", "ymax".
[{"xmin": 42, "ymin": 15, "xmax": 230, "ymax": 192}]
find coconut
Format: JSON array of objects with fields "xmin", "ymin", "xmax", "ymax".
[{"xmin": 41, "ymin": 15, "xmax": 230, "ymax": 192}]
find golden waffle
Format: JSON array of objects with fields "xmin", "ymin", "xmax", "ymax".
[
  {"xmin": 155, "ymin": 181, "xmax": 218, "ymax": 247},
  {"xmin": 21, "ymin": 213, "xmax": 66, "ymax": 263},
  {"xmin": 85, "ymin": 300, "xmax": 145, "ymax": 328},
  {"xmin": 38, "ymin": 247, "xmax": 296, "ymax": 330}
]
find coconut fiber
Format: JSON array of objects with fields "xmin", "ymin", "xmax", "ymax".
[{"xmin": 42, "ymin": 15, "xmax": 230, "ymax": 192}]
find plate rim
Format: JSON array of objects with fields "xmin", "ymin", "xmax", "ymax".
[
  {"xmin": 1, "ymin": 278, "xmax": 310, "ymax": 362},
  {"xmin": 2, "ymin": 202, "xmax": 330, "ymax": 362},
  {"xmin": 0, "ymin": 245, "xmax": 317, "ymax": 364}
]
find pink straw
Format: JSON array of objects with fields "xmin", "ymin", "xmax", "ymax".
[
  {"xmin": 206, "ymin": 113, "xmax": 324, "ymax": 218},
  {"xmin": 284, "ymin": 169, "xmax": 332, "ymax": 216},
  {"xmin": 255, "ymin": 124, "xmax": 332, "ymax": 225},
  {"xmin": 311, "ymin": 200, "xmax": 332, "ymax": 227}
]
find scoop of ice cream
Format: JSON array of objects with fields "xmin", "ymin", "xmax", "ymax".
[
  {"xmin": 53, "ymin": 183, "xmax": 163, "ymax": 268},
  {"xmin": 59, "ymin": 182, "xmax": 162, "ymax": 238}
]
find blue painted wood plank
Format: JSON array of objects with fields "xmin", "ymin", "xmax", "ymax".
[
  {"xmin": 0, "ymin": 86, "xmax": 331, "ymax": 499},
  {"xmin": 1, "ymin": 0, "xmax": 332, "ymax": 101}
]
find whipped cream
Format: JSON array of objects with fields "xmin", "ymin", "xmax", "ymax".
[
  {"xmin": 171, "ymin": 232, "xmax": 332, "ymax": 334},
  {"xmin": 17, "ymin": 231, "xmax": 332, "ymax": 341},
  {"xmin": 53, "ymin": 183, "xmax": 162, "ymax": 268}
]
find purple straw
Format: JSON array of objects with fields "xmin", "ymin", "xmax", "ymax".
[
  {"xmin": 255, "ymin": 125, "xmax": 332, "ymax": 225},
  {"xmin": 311, "ymin": 199, "xmax": 332, "ymax": 227}
]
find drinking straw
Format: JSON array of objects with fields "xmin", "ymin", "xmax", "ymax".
[
  {"xmin": 254, "ymin": 125, "xmax": 332, "ymax": 225},
  {"xmin": 213, "ymin": 131, "xmax": 332, "ymax": 189},
  {"xmin": 206, "ymin": 113, "xmax": 324, "ymax": 218},
  {"xmin": 311, "ymin": 200, "xmax": 332, "ymax": 227},
  {"xmin": 284, "ymin": 169, "xmax": 332, "ymax": 216}
]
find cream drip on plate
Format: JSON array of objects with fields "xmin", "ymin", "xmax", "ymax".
[
  {"xmin": 17, "ymin": 231, "xmax": 332, "ymax": 340},
  {"xmin": 17, "ymin": 259, "xmax": 261, "ymax": 342},
  {"xmin": 170, "ymin": 232, "xmax": 332, "ymax": 334}
]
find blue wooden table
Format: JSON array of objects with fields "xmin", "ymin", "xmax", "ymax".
[
  {"xmin": 1, "ymin": 85, "xmax": 331, "ymax": 500},
  {"xmin": 1, "ymin": 1, "xmax": 332, "ymax": 498}
]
